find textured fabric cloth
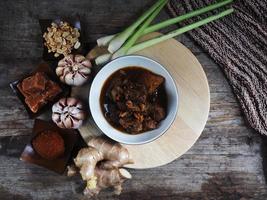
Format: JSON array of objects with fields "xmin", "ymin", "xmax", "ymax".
[{"xmin": 167, "ymin": 0, "xmax": 267, "ymax": 135}]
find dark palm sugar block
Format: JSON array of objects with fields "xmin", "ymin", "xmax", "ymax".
[
  {"xmin": 21, "ymin": 72, "xmax": 46, "ymax": 94},
  {"xmin": 9, "ymin": 62, "xmax": 70, "ymax": 118},
  {"xmin": 20, "ymin": 119, "xmax": 79, "ymax": 174}
]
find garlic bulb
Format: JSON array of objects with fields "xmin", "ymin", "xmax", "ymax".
[
  {"xmin": 52, "ymin": 97, "xmax": 86, "ymax": 129},
  {"xmin": 56, "ymin": 54, "xmax": 92, "ymax": 86}
]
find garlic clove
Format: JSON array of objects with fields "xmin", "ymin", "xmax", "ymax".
[
  {"xmin": 52, "ymin": 113, "xmax": 60, "ymax": 122},
  {"xmin": 52, "ymin": 104, "xmax": 62, "ymax": 113},
  {"xmin": 73, "ymin": 73, "xmax": 88, "ymax": 86},
  {"xmin": 72, "ymin": 119, "xmax": 83, "ymax": 129},
  {"xmin": 64, "ymin": 117, "xmax": 73, "ymax": 129},
  {"xmin": 75, "ymin": 112, "xmax": 86, "ymax": 120},
  {"xmin": 79, "ymin": 67, "xmax": 91, "ymax": 74},
  {"xmin": 56, "ymin": 66, "xmax": 64, "ymax": 76},
  {"xmin": 82, "ymin": 60, "xmax": 92, "ymax": 68},
  {"xmin": 75, "ymin": 55, "xmax": 85, "ymax": 62},
  {"xmin": 65, "ymin": 73, "xmax": 75, "ymax": 86}
]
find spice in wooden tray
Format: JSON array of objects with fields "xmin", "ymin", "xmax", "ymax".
[
  {"xmin": 32, "ymin": 130, "xmax": 65, "ymax": 160},
  {"xmin": 20, "ymin": 119, "xmax": 79, "ymax": 174}
]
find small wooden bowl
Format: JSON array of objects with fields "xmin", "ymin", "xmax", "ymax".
[{"xmin": 20, "ymin": 119, "xmax": 79, "ymax": 174}]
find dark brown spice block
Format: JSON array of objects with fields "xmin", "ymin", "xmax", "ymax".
[{"xmin": 9, "ymin": 62, "xmax": 70, "ymax": 118}]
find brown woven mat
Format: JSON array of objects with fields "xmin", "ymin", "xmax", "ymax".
[{"xmin": 167, "ymin": 0, "xmax": 267, "ymax": 135}]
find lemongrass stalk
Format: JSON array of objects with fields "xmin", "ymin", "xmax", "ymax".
[
  {"xmin": 107, "ymin": 0, "xmax": 165, "ymax": 53},
  {"xmin": 143, "ymin": 0, "xmax": 233, "ymax": 34},
  {"xmin": 97, "ymin": 0, "xmax": 232, "ymax": 47},
  {"xmin": 97, "ymin": 34, "xmax": 116, "ymax": 46},
  {"xmin": 96, "ymin": 8, "xmax": 233, "ymax": 65},
  {"xmin": 112, "ymin": 0, "xmax": 168, "ymax": 59},
  {"xmin": 97, "ymin": 35, "xmax": 116, "ymax": 47},
  {"xmin": 95, "ymin": 53, "xmax": 112, "ymax": 65},
  {"xmin": 128, "ymin": 8, "xmax": 233, "ymax": 54}
]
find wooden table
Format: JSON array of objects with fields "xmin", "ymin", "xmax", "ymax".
[{"xmin": 1, "ymin": 0, "xmax": 267, "ymax": 199}]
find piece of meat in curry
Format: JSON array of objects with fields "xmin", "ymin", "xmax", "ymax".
[{"xmin": 101, "ymin": 67, "xmax": 167, "ymax": 134}]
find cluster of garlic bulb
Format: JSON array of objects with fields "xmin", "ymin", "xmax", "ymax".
[
  {"xmin": 52, "ymin": 97, "xmax": 86, "ymax": 129},
  {"xmin": 56, "ymin": 54, "xmax": 92, "ymax": 86}
]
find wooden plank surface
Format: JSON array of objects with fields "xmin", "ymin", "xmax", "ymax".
[
  {"xmin": 78, "ymin": 33, "xmax": 210, "ymax": 169},
  {"xmin": 0, "ymin": 0, "xmax": 267, "ymax": 199}
]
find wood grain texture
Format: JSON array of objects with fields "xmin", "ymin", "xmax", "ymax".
[
  {"xmin": 0, "ymin": 0, "xmax": 267, "ymax": 199},
  {"xmin": 75, "ymin": 32, "xmax": 210, "ymax": 169}
]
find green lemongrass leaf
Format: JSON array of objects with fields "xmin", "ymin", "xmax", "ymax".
[
  {"xmin": 107, "ymin": 0, "xmax": 166, "ymax": 53},
  {"xmin": 143, "ymin": 0, "xmax": 233, "ymax": 34},
  {"xmin": 112, "ymin": 0, "xmax": 168, "ymax": 59},
  {"xmin": 128, "ymin": 8, "xmax": 234, "ymax": 54},
  {"xmin": 96, "ymin": 0, "xmax": 232, "ymax": 47}
]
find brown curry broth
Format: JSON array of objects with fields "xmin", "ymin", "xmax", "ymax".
[{"xmin": 100, "ymin": 66, "xmax": 167, "ymax": 133}]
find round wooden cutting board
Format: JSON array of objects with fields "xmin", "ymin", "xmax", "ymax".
[{"xmin": 71, "ymin": 33, "xmax": 210, "ymax": 169}]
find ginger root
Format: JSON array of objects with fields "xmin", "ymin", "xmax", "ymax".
[
  {"xmin": 72, "ymin": 136, "xmax": 133, "ymax": 197},
  {"xmin": 88, "ymin": 137, "xmax": 134, "ymax": 169},
  {"xmin": 67, "ymin": 165, "xmax": 78, "ymax": 177},
  {"xmin": 74, "ymin": 146, "xmax": 104, "ymax": 180},
  {"xmin": 84, "ymin": 168, "xmax": 132, "ymax": 197}
]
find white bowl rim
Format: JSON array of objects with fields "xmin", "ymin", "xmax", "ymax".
[{"xmin": 89, "ymin": 55, "xmax": 179, "ymax": 145}]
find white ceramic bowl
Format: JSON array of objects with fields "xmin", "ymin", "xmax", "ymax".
[{"xmin": 89, "ymin": 55, "xmax": 178, "ymax": 145}]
